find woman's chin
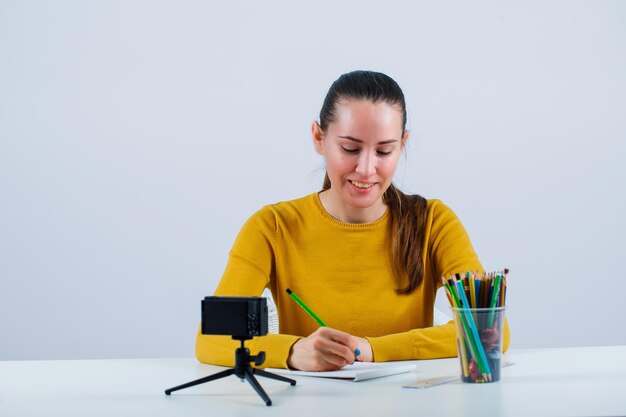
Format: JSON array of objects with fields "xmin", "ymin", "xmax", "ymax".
[{"xmin": 343, "ymin": 191, "xmax": 382, "ymax": 209}]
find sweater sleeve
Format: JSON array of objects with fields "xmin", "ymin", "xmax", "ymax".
[
  {"xmin": 367, "ymin": 201, "xmax": 510, "ymax": 361},
  {"xmin": 195, "ymin": 207, "xmax": 300, "ymax": 369}
]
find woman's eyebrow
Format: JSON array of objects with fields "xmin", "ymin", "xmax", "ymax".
[{"xmin": 338, "ymin": 135, "xmax": 399, "ymax": 145}]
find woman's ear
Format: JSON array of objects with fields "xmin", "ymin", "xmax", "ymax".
[
  {"xmin": 312, "ymin": 121, "xmax": 325, "ymax": 155},
  {"xmin": 401, "ymin": 129, "xmax": 410, "ymax": 148}
]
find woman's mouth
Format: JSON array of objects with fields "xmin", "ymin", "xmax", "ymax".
[{"xmin": 349, "ymin": 180, "xmax": 375, "ymax": 190}]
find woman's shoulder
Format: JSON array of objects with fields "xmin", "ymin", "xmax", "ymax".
[
  {"xmin": 269, "ymin": 192, "xmax": 316, "ymax": 209},
  {"xmin": 259, "ymin": 193, "xmax": 316, "ymax": 217},
  {"xmin": 423, "ymin": 197, "xmax": 452, "ymax": 213},
  {"xmin": 422, "ymin": 198, "xmax": 470, "ymax": 234},
  {"xmin": 411, "ymin": 195, "xmax": 448, "ymax": 216},
  {"xmin": 418, "ymin": 197, "xmax": 464, "ymax": 225},
  {"xmin": 245, "ymin": 193, "xmax": 317, "ymax": 227}
]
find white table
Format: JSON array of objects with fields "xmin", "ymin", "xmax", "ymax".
[{"xmin": 1, "ymin": 346, "xmax": 625, "ymax": 417}]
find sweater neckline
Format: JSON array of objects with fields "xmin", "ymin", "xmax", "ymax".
[{"xmin": 312, "ymin": 192, "xmax": 389, "ymax": 229}]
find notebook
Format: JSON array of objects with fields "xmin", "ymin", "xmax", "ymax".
[{"xmin": 265, "ymin": 361, "xmax": 417, "ymax": 382}]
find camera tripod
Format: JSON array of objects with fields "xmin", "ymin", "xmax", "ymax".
[{"xmin": 164, "ymin": 337, "xmax": 296, "ymax": 406}]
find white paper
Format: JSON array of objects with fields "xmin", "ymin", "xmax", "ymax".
[{"xmin": 265, "ymin": 361, "xmax": 417, "ymax": 382}]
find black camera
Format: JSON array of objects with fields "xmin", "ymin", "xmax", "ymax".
[
  {"xmin": 165, "ymin": 295, "xmax": 294, "ymax": 405},
  {"xmin": 201, "ymin": 296, "xmax": 268, "ymax": 339}
]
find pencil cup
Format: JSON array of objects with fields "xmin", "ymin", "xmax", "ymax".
[{"xmin": 450, "ymin": 307, "xmax": 506, "ymax": 383}]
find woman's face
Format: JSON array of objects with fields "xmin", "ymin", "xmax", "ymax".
[{"xmin": 314, "ymin": 99, "xmax": 407, "ymax": 216}]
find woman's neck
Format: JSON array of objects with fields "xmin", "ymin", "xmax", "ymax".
[{"xmin": 320, "ymin": 189, "xmax": 387, "ymax": 224}]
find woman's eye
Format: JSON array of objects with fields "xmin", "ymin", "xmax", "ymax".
[
  {"xmin": 341, "ymin": 147, "xmax": 359, "ymax": 154},
  {"xmin": 377, "ymin": 150, "xmax": 392, "ymax": 156}
]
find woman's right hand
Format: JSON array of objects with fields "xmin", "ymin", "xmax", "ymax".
[{"xmin": 286, "ymin": 327, "xmax": 360, "ymax": 372}]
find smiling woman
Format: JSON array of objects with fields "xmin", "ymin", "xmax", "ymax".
[
  {"xmin": 195, "ymin": 70, "xmax": 510, "ymax": 372},
  {"xmin": 313, "ymin": 100, "xmax": 406, "ymax": 223}
]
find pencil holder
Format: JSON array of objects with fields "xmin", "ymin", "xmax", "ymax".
[{"xmin": 450, "ymin": 307, "xmax": 506, "ymax": 383}]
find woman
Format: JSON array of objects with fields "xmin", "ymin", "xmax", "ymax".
[{"xmin": 196, "ymin": 70, "xmax": 510, "ymax": 371}]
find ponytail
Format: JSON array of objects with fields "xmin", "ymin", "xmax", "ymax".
[{"xmin": 322, "ymin": 176, "xmax": 428, "ymax": 294}]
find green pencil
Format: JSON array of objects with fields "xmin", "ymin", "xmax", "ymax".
[
  {"xmin": 285, "ymin": 288, "xmax": 362, "ymax": 357},
  {"xmin": 286, "ymin": 288, "xmax": 327, "ymax": 326},
  {"xmin": 487, "ymin": 274, "xmax": 503, "ymax": 328}
]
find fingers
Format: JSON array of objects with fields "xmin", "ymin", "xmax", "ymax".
[
  {"xmin": 307, "ymin": 328, "xmax": 354, "ymax": 367},
  {"xmin": 287, "ymin": 327, "xmax": 361, "ymax": 372},
  {"xmin": 316, "ymin": 327, "xmax": 360, "ymax": 362}
]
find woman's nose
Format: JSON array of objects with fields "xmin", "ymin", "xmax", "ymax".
[{"xmin": 355, "ymin": 152, "xmax": 376, "ymax": 176}]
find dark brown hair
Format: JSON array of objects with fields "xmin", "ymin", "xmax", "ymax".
[{"xmin": 319, "ymin": 70, "xmax": 428, "ymax": 294}]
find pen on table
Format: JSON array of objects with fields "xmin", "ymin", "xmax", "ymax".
[{"xmin": 285, "ymin": 288, "xmax": 361, "ymax": 358}]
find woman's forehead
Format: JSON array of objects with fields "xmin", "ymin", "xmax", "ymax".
[{"xmin": 329, "ymin": 100, "xmax": 404, "ymax": 138}]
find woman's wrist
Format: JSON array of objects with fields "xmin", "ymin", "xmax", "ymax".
[
  {"xmin": 356, "ymin": 337, "xmax": 374, "ymax": 362},
  {"xmin": 286, "ymin": 339, "xmax": 302, "ymax": 370}
]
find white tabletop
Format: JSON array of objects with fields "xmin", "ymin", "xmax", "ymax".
[{"xmin": 1, "ymin": 346, "xmax": 625, "ymax": 417}]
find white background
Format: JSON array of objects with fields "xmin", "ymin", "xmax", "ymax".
[{"xmin": 1, "ymin": 0, "xmax": 625, "ymax": 360}]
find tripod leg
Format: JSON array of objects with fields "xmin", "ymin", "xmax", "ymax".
[
  {"xmin": 244, "ymin": 368, "xmax": 272, "ymax": 406},
  {"xmin": 165, "ymin": 368, "xmax": 235, "ymax": 395},
  {"xmin": 253, "ymin": 369, "xmax": 297, "ymax": 386}
]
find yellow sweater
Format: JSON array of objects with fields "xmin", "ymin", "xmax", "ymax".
[{"xmin": 196, "ymin": 193, "xmax": 510, "ymax": 368}]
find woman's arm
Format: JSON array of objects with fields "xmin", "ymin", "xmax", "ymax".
[
  {"xmin": 365, "ymin": 200, "xmax": 511, "ymax": 362},
  {"xmin": 366, "ymin": 320, "xmax": 510, "ymax": 361},
  {"xmin": 195, "ymin": 206, "xmax": 301, "ymax": 368},
  {"xmin": 195, "ymin": 328, "xmax": 301, "ymax": 369}
]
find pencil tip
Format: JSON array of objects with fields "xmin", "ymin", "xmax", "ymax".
[{"xmin": 286, "ymin": 288, "xmax": 292, "ymax": 294}]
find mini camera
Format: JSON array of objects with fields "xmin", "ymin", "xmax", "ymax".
[
  {"xmin": 166, "ymin": 295, "xmax": 293, "ymax": 405},
  {"xmin": 201, "ymin": 296, "xmax": 268, "ymax": 339}
]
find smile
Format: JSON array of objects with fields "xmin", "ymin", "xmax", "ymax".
[{"xmin": 349, "ymin": 180, "xmax": 375, "ymax": 189}]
